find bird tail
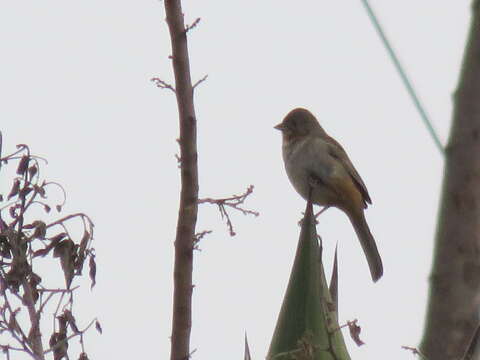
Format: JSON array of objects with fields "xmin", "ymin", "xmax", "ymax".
[{"xmin": 347, "ymin": 210, "xmax": 383, "ymax": 282}]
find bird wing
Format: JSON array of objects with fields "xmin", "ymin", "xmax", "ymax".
[{"xmin": 324, "ymin": 135, "xmax": 372, "ymax": 206}]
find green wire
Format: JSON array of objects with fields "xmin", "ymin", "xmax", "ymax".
[{"xmin": 360, "ymin": 0, "xmax": 444, "ymax": 154}]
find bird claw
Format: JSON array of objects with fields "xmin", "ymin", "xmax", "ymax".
[
  {"xmin": 298, "ymin": 206, "xmax": 330, "ymax": 226},
  {"xmin": 314, "ymin": 206, "xmax": 331, "ymax": 219}
]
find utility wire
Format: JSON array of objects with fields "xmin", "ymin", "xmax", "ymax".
[{"xmin": 360, "ymin": 0, "xmax": 444, "ymax": 154}]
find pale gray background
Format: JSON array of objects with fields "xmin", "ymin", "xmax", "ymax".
[{"xmin": 1, "ymin": 1, "xmax": 470, "ymax": 359}]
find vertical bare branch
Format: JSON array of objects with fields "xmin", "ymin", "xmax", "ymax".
[
  {"xmin": 22, "ymin": 279, "xmax": 44, "ymax": 359},
  {"xmin": 421, "ymin": 4, "xmax": 480, "ymax": 359},
  {"xmin": 164, "ymin": 1, "xmax": 199, "ymax": 360}
]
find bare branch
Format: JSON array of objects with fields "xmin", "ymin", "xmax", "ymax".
[
  {"xmin": 198, "ymin": 185, "xmax": 258, "ymax": 236},
  {"xmin": 38, "ymin": 286, "xmax": 79, "ymax": 294},
  {"xmin": 1, "ymin": 294, "xmax": 34, "ymax": 356},
  {"xmin": 174, "ymin": 153, "xmax": 182, "ymax": 168},
  {"xmin": 193, "ymin": 230, "xmax": 212, "ymax": 250},
  {"xmin": 150, "ymin": 77, "xmax": 176, "ymax": 93},
  {"xmin": 43, "ymin": 317, "xmax": 98, "ymax": 356},
  {"xmin": 401, "ymin": 346, "xmax": 429, "ymax": 359},
  {"xmin": 21, "ymin": 278, "xmax": 44, "ymax": 358},
  {"xmin": 199, "ymin": 185, "xmax": 258, "ymax": 216},
  {"xmin": 164, "ymin": 1, "xmax": 200, "ymax": 358},
  {"xmin": 193, "ymin": 75, "xmax": 208, "ymax": 90},
  {"xmin": 45, "ymin": 213, "xmax": 93, "ymax": 231},
  {"xmin": 185, "ymin": 18, "xmax": 201, "ymax": 33},
  {"xmin": 1, "ymin": 344, "xmax": 25, "ymax": 352}
]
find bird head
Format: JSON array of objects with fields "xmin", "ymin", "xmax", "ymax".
[{"xmin": 274, "ymin": 108, "xmax": 326, "ymax": 139}]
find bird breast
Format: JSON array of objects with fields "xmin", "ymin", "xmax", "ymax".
[{"xmin": 282, "ymin": 137, "xmax": 339, "ymax": 206}]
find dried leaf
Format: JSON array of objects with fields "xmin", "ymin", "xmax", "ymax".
[
  {"xmin": 54, "ymin": 239, "xmax": 76, "ymax": 288},
  {"xmin": 44, "ymin": 204, "xmax": 51, "ymax": 213},
  {"xmin": 34, "ymin": 185, "xmax": 46, "ymax": 198},
  {"xmin": 28, "ymin": 165, "xmax": 38, "ymax": 178},
  {"xmin": 89, "ymin": 255, "xmax": 97, "ymax": 289},
  {"xmin": 9, "ymin": 206, "xmax": 17, "ymax": 219},
  {"xmin": 79, "ymin": 230, "xmax": 90, "ymax": 254},
  {"xmin": 29, "ymin": 272, "xmax": 42, "ymax": 286},
  {"xmin": 53, "ymin": 239, "xmax": 70, "ymax": 258},
  {"xmin": 48, "ymin": 332, "xmax": 57, "ymax": 347},
  {"xmin": 6, "ymin": 258, "xmax": 29, "ymax": 291},
  {"xmin": 49, "ymin": 332, "xmax": 68, "ymax": 360},
  {"xmin": 16, "ymin": 156, "xmax": 29, "ymax": 176},
  {"xmin": 8, "ymin": 311, "xmax": 20, "ymax": 334},
  {"xmin": 49, "ymin": 232, "xmax": 68, "ymax": 246},
  {"xmin": 19, "ymin": 186, "xmax": 33, "ymax": 200},
  {"xmin": 64, "ymin": 310, "xmax": 79, "ymax": 334},
  {"xmin": 30, "ymin": 272, "xmax": 42, "ymax": 286},
  {"xmin": 348, "ymin": 320, "xmax": 364, "ymax": 346},
  {"xmin": 57, "ymin": 314, "xmax": 68, "ymax": 333},
  {"xmin": 7, "ymin": 179, "xmax": 20, "ymax": 200},
  {"xmin": 32, "ymin": 221, "xmax": 47, "ymax": 239},
  {"xmin": 28, "ymin": 275, "xmax": 40, "ymax": 303},
  {"xmin": 75, "ymin": 230, "xmax": 90, "ymax": 273}
]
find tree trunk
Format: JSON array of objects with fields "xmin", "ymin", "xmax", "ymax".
[
  {"xmin": 421, "ymin": 3, "xmax": 480, "ymax": 359},
  {"xmin": 164, "ymin": 1, "xmax": 199, "ymax": 360}
]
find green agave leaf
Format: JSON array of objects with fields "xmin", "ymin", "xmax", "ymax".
[{"xmin": 267, "ymin": 201, "xmax": 350, "ymax": 360}]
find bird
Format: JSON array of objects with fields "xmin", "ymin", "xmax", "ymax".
[{"xmin": 274, "ymin": 108, "xmax": 383, "ymax": 282}]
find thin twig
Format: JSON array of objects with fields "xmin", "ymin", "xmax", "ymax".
[
  {"xmin": 53, "ymin": 292, "xmax": 66, "ymax": 332},
  {"xmin": 401, "ymin": 346, "xmax": 429, "ymax": 359},
  {"xmin": 38, "ymin": 286, "xmax": 79, "ymax": 293},
  {"xmin": 193, "ymin": 75, "xmax": 208, "ymax": 90},
  {"xmin": 1, "ymin": 294, "xmax": 34, "ymax": 356},
  {"xmin": 38, "ymin": 292, "xmax": 55, "ymax": 315},
  {"xmin": 0, "ymin": 144, "xmax": 30, "ymax": 163},
  {"xmin": 193, "ymin": 230, "xmax": 212, "ymax": 250},
  {"xmin": 198, "ymin": 185, "xmax": 258, "ymax": 236},
  {"xmin": 1, "ymin": 345, "xmax": 25, "ymax": 352},
  {"xmin": 42, "ymin": 181, "xmax": 67, "ymax": 209},
  {"xmin": 185, "ymin": 18, "xmax": 201, "ymax": 33},
  {"xmin": 198, "ymin": 185, "xmax": 258, "ymax": 216},
  {"xmin": 45, "ymin": 213, "xmax": 92, "ymax": 230},
  {"xmin": 21, "ymin": 278, "xmax": 45, "ymax": 358},
  {"xmin": 43, "ymin": 318, "xmax": 98, "ymax": 355},
  {"xmin": 151, "ymin": 77, "xmax": 176, "ymax": 93}
]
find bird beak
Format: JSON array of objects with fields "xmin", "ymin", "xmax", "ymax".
[{"xmin": 274, "ymin": 123, "xmax": 284, "ymax": 131}]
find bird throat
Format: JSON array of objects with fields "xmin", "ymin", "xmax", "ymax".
[{"xmin": 282, "ymin": 136, "xmax": 308, "ymax": 161}]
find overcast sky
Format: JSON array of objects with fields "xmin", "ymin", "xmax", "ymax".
[{"xmin": 1, "ymin": 1, "xmax": 472, "ymax": 359}]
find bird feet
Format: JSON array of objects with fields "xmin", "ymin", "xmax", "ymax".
[{"xmin": 298, "ymin": 206, "xmax": 330, "ymax": 226}]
